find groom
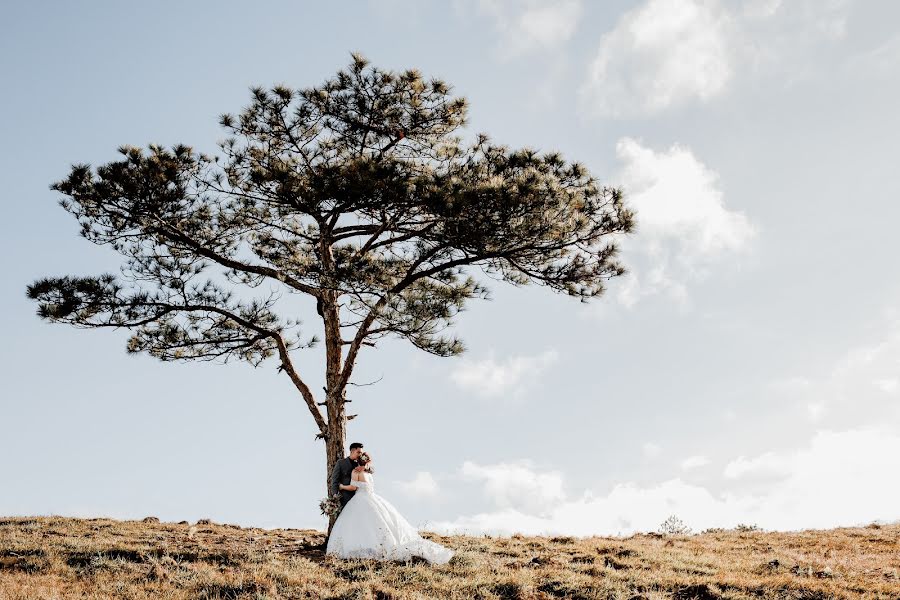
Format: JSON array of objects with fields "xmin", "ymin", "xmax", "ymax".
[{"xmin": 329, "ymin": 442, "xmax": 374, "ymax": 509}]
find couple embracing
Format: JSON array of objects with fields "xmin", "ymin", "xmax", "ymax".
[{"xmin": 325, "ymin": 442, "xmax": 454, "ymax": 564}]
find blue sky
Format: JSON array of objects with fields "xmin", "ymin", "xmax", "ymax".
[{"xmin": 2, "ymin": 0, "xmax": 899, "ymax": 536}]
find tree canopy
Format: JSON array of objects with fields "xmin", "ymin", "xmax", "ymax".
[{"xmin": 27, "ymin": 52, "xmax": 636, "ymax": 456}]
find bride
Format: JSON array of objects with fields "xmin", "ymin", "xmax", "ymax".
[{"xmin": 325, "ymin": 452, "xmax": 454, "ymax": 564}]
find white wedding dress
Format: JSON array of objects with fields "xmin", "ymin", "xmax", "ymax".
[{"xmin": 325, "ymin": 473, "xmax": 454, "ymax": 564}]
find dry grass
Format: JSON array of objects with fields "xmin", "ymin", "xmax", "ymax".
[{"xmin": 0, "ymin": 515, "xmax": 898, "ymax": 599}]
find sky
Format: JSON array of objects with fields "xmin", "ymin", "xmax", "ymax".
[{"xmin": 2, "ymin": 0, "xmax": 899, "ymax": 537}]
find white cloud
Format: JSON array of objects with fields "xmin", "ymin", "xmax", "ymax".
[
  {"xmin": 580, "ymin": 0, "xmax": 735, "ymax": 118},
  {"xmin": 875, "ymin": 378, "xmax": 899, "ymax": 394},
  {"xmin": 768, "ymin": 308, "xmax": 900, "ymax": 431},
  {"xmin": 681, "ymin": 455, "xmax": 711, "ymax": 470},
  {"xmin": 517, "ymin": 1, "xmax": 582, "ymax": 47},
  {"xmin": 395, "ymin": 471, "xmax": 440, "ymax": 498},
  {"xmin": 616, "ymin": 137, "xmax": 756, "ymax": 256},
  {"xmin": 579, "ymin": 0, "xmax": 858, "ymax": 117},
  {"xmin": 449, "ymin": 348, "xmax": 559, "ymax": 400},
  {"xmin": 426, "ymin": 426, "xmax": 900, "ymax": 536},
  {"xmin": 741, "ymin": 0, "xmax": 782, "ymax": 19},
  {"xmin": 608, "ymin": 137, "xmax": 757, "ymax": 308},
  {"xmin": 723, "ymin": 450, "xmax": 792, "ymax": 482},
  {"xmin": 642, "ymin": 442, "xmax": 662, "ymax": 459},
  {"xmin": 615, "ymin": 257, "xmax": 690, "ymax": 310},
  {"xmin": 722, "ymin": 427, "xmax": 900, "ymax": 517},
  {"xmin": 467, "ymin": 0, "xmax": 583, "ymax": 59},
  {"xmin": 806, "ymin": 401, "xmax": 826, "ymax": 421},
  {"xmin": 459, "ymin": 460, "xmax": 566, "ymax": 515},
  {"xmin": 736, "ymin": 0, "xmax": 856, "ymax": 86}
]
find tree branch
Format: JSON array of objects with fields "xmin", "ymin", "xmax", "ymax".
[
  {"xmin": 151, "ymin": 219, "xmax": 322, "ymax": 298},
  {"xmin": 336, "ymin": 244, "xmax": 492, "ymax": 391}
]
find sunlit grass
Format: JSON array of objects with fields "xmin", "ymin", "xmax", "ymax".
[{"xmin": 1, "ymin": 515, "xmax": 897, "ymax": 598}]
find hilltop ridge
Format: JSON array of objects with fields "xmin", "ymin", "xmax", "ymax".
[{"xmin": 1, "ymin": 515, "xmax": 898, "ymax": 599}]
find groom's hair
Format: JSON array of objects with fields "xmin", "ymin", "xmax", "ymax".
[{"xmin": 349, "ymin": 442, "xmax": 364, "ymax": 451}]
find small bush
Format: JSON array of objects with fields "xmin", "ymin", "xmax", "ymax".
[
  {"xmin": 701, "ymin": 527, "xmax": 726, "ymax": 534},
  {"xmin": 659, "ymin": 515, "xmax": 692, "ymax": 535}
]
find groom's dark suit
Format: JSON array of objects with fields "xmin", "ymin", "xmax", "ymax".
[{"xmin": 329, "ymin": 456, "xmax": 374, "ymax": 508}]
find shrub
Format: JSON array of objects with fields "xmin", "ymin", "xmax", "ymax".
[{"xmin": 659, "ymin": 515, "xmax": 692, "ymax": 535}]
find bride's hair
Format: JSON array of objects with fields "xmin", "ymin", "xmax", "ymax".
[{"xmin": 357, "ymin": 451, "xmax": 372, "ymax": 468}]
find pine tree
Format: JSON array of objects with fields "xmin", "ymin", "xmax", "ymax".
[{"xmin": 25, "ymin": 52, "xmax": 636, "ymax": 534}]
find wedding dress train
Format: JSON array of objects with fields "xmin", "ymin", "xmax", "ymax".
[{"xmin": 325, "ymin": 473, "xmax": 454, "ymax": 564}]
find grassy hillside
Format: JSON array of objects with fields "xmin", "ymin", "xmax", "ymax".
[{"xmin": 0, "ymin": 515, "xmax": 897, "ymax": 599}]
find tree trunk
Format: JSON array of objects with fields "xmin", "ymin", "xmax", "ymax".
[
  {"xmin": 321, "ymin": 281, "xmax": 346, "ymax": 539},
  {"xmin": 325, "ymin": 389, "xmax": 346, "ymax": 537}
]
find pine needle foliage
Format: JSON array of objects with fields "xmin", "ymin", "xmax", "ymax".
[{"xmin": 25, "ymin": 53, "xmax": 637, "ymax": 500}]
